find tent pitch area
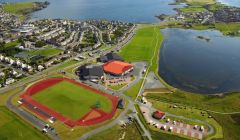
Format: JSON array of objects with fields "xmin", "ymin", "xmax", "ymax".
[{"xmin": 20, "ymin": 78, "xmax": 118, "ymax": 127}]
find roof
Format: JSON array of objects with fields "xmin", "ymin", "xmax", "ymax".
[
  {"xmin": 99, "ymin": 52, "xmax": 124, "ymax": 63},
  {"xmin": 103, "ymin": 61, "xmax": 133, "ymax": 75},
  {"xmin": 152, "ymin": 111, "xmax": 165, "ymax": 119},
  {"xmin": 117, "ymin": 99, "xmax": 124, "ymax": 109},
  {"xmin": 78, "ymin": 64, "xmax": 104, "ymax": 79}
]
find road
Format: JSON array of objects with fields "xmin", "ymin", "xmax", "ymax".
[
  {"xmin": 2, "ymin": 25, "xmax": 150, "ymax": 140},
  {"xmin": 5, "ymin": 87, "xmax": 61, "ymax": 140}
]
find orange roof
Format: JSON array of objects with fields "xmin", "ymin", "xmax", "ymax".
[
  {"xmin": 153, "ymin": 111, "xmax": 165, "ymax": 119},
  {"xmin": 103, "ymin": 61, "xmax": 133, "ymax": 75}
]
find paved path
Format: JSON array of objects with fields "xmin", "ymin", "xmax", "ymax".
[
  {"xmin": 135, "ymin": 26, "xmax": 161, "ymax": 101},
  {"xmin": 143, "ymin": 72, "xmax": 165, "ymax": 89},
  {"xmin": 6, "ymin": 87, "xmax": 61, "ymax": 140},
  {"xmin": 3, "ymin": 25, "xmax": 145, "ymax": 140}
]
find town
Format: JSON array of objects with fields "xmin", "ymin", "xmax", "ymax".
[
  {"xmin": 0, "ymin": 0, "xmax": 240, "ymax": 140},
  {"xmin": 0, "ymin": 6, "xmax": 135, "ymax": 89}
]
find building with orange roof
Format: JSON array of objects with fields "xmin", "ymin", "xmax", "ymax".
[{"xmin": 103, "ymin": 60, "xmax": 133, "ymax": 76}]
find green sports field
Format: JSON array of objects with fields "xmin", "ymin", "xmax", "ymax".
[
  {"xmin": 0, "ymin": 107, "xmax": 49, "ymax": 140},
  {"xmin": 32, "ymin": 81, "xmax": 112, "ymax": 120},
  {"xmin": 27, "ymin": 45, "xmax": 63, "ymax": 58}
]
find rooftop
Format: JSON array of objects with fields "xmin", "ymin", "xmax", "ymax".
[{"xmin": 103, "ymin": 60, "xmax": 133, "ymax": 75}]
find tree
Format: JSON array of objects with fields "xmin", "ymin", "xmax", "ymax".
[{"xmin": 35, "ymin": 40, "xmax": 46, "ymax": 48}]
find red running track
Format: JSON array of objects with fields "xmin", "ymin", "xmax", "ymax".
[{"xmin": 20, "ymin": 78, "xmax": 119, "ymax": 128}]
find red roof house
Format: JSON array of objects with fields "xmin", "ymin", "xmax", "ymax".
[
  {"xmin": 152, "ymin": 111, "xmax": 165, "ymax": 120},
  {"xmin": 103, "ymin": 60, "xmax": 133, "ymax": 75}
]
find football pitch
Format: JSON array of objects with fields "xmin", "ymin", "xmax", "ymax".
[{"xmin": 32, "ymin": 81, "xmax": 112, "ymax": 120}]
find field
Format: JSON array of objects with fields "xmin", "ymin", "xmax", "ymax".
[
  {"xmin": 2, "ymin": 2, "xmax": 35, "ymax": 20},
  {"xmin": 0, "ymin": 106, "xmax": 49, "ymax": 140},
  {"xmin": 120, "ymin": 25, "xmax": 164, "ymax": 99},
  {"xmin": 20, "ymin": 78, "xmax": 118, "ymax": 127},
  {"xmin": 210, "ymin": 113, "xmax": 240, "ymax": 140},
  {"xmin": 87, "ymin": 122, "xmax": 145, "ymax": 140},
  {"xmin": 1, "ymin": 41, "xmax": 20, "ymax": 49},
  {"xmin": 32, "ymin": 80, "xmax": 112, "ymax": 119},
  {"xmin": 27, "ymin": 46, "xmax": 63, "ymax": 58},
  {"xmin": 191, "ymin": 22, "xmax": 240, "ymax": 36},
  {"xmin": 124, "ymin": 80, "xmax": 143, "ymax": 99},
  {"xmin": 119, "ymin": 25, "xmax": 164, "ymax": 71},
  {"xmin": 145, "ymin": 91, "xmax": 240, "ymax": 113},
  {"xmin": 179, "ymin": 6, "xmax": 207, "ymax": 13},
  {"xmin": 184, "ymin": 0, "xmax": 215, "ymax": 5}
]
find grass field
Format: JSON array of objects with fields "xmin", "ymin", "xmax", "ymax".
[
  {"xmin": 184, "ymin": 0, "xmax": 215, "ymax": 5},
  {"xmin": 32, "ymin": 81, "xmax": 112, "ymax": 120},
  {"xmin": 87, "ymin": 122, "xmax": 145, "ymax": 140},
  {"xmin": 124, "ymin": 80, "xmax": 143, "ymax": 99},
  {"xmin": 27, "ymin": 46, "xmax": 63, "ymax": 58},
  {"xmin": 210, "ymin": 113, "xmax": 240, "ymax": 140},
  {"xmin": 120, "ymin": 25, "xmax": 164, "ymax": 99},
  {"xmin": 119, "ymin": 25, "xmax": 164, "ymax": 71},
  {"xmin": 191, "ymin": 22, "xmax": 240, "ymax": 36},
  {"xmin": 0, "ymin": 106, "xmax": 49, "ymax": 140},
  {"xmin": 2, "ymin": 41, "xmax": 20, "ymax": 49},
  {"xmin": 3, "ymin": 2, "xmax": 35, "ymax": 20},
  {"xmin": 146, "ymin": 91, "xmax": 240, "ymax": 113},
  {"xmin": 108, "ymin": 83, "xmax": 127, "ymax": 90},
  {"xmin": 179, "ymin": 6, "xmax": 207, "ymax": 13}
]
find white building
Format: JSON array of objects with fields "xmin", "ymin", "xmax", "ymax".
[
  {"xmin": 38, "ymin": 65, "xmax": 44, "ymax": 71},
  {"xmin": 5, "ymin": 78, "xmax": 15, "ymax": 85}
]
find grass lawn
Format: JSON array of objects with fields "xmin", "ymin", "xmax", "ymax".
[
  {"xmin": 2, "ymin": 2, "xmax": 35, "ymax": 20},
  {"xmin": 210, "ymin": 113, "xmax": 240, "ymax": 140},
  {"xmin": 179, "ymin": 6, "xmax": 207, "ymax": 13},
  {"xmin": 215, "ymin": 22, "xmax": 240, "ymax": 36},
  {"xmin": 119, "ymin": 25, "xmax": 164, "ymax": 71},
  {"xmin": 27, "ymin": 46, "xmax": 62, "ymax": 58},
  {"xmin": 120, "ymin": 25, "xmax": 164, "ymax": 100},
  {"xmin": 190, "ymin": 22, "xmax": 240, "ymax": 36},
  {"xmin": 145, "ymin": 91, "xmax": 240, "ymax": 113},
  {"xmin": 87, "ymin": 122, "xmax": 144, "ymax": 140},
  {"xmin": 151, "ymin": 130, "xmax": 188, "ymax": 140},
  {"xmin": 124, "ymin": 80, "xmax": 143, "ymax": 100},
  {"xmin": 108, "ymin": 83, "xmax": 127, "ymax": 90},
  {"xmin": 2, "ymin": 40, "xmax": 20, "ymax": 49},
  {"xmin": 0, "ymin": 106, "xmax": 49, "ymax": 140},
  {"xmin": 47, "ymin": 59, "xmax": 79, "ymax": 73},
  {"xmin": 32, "ymin": 81, "xmax": 112, "ymax": 120},
  {"xmin": 184, "ymin": 0, "xmax": 215, "ymax": 5}
]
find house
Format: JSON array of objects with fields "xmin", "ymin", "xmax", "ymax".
[
  {"xmin": 5, "ymin": 78, "xmax": 15, "ymax": 85},
  {"xmin": 103, "ymin": 60, "xmax": 133, "ymax": 76},
  {"xmin": 76, "ymin": 64, "xmax": 104, "ymax": 81},
  {"xmin": 117, "ymin": 99, "xmax": 124, "ymax": 109},
  {"xmin": 98, "ymin": 52, "xmax": 124, "ymax": 63},
  {"xmin": 27, "ymin": 65, "xmax": 33, "ymax": 72},
  {"xmin": 38, "ymin": 65, "xmax": 44, "ymax": 71},
  {"xmin": 0, "ymin": 72, "xmax": 5, "ymax": 77},
  {"xmin": 152, "ymin": 111, "xmax": 165, "ymax": 120}
]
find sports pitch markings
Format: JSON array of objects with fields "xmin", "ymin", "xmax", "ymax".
[{"xmin": 20, "ymin": 78, "xmax": 119, "ymax": 127}]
